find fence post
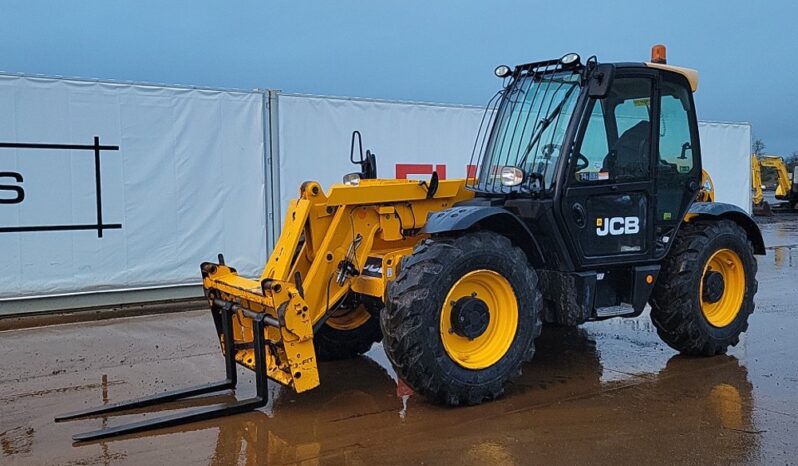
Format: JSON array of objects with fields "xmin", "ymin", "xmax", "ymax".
[
  {"xmin": 92, "ymin": 136, "xmax": 104, "ymax": 238},
  {"xmin": 267, "ymin": 89, "xmax": 282, "ymax": 251}
]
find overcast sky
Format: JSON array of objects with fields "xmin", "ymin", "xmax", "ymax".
[{"xmin": 2, "ymin": 0, "xmax": 796, "ymax": 155}]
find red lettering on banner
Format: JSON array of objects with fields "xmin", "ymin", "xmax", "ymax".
[
  {"xmin": 395, "ymin": 164, "xmax": 432, "ymax": 179},
  {"xmin": 395, "ymin": 163, "xmax": 448, "ymax": 180}
]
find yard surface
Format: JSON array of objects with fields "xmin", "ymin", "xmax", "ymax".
[{"xmin": 1, "ymin": 216, "xmax": 797, "ymax": 465}]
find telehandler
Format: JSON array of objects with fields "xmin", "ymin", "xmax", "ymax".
[{"xmin": 58, "ymin": 45, "xmax": 764, "ymax": 441}]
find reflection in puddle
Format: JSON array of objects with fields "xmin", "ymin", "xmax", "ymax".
[
  {"xmin": 467, "ymin": 441, "xmax": 515, "ymax": 465},
  {"xmin": 209, "ymin": 419, "xmax": 324, "ymax": 466},
  {"xmin": 196, "ymin": 328, "xmax": 760, "ymax": 465},
  {"xmin": 398, "ymin": 395, "xmax": 410, "ymax": 420},
  {"xmin": 771, "ymin": 245, "xmax": 796, "ymax": 268},
  {"xmin": 396, "ymin": 378, "xmax": 413, "ymax": 420}
]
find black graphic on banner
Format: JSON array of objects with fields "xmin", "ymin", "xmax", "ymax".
[{"xmin": 0, "ymin": 136, "xmax": 121, "ymax": 238}]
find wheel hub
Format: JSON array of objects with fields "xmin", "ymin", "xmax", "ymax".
[
  {"xmin": 703, "ymin": 270, "xmax": 725, "ymax": 303},
  {"xmin": 450, "ymin": 297, "xmax": 490, "ymax": 340}
]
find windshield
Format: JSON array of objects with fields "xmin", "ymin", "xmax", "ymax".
[{"xmin": 468, "ymin": 67, "xmax": 581, "ymax": 194}]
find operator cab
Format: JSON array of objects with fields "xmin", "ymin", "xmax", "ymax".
[
  {"xmin": 465, "ymin": 45, "xmax": 704, "ymax": 322},
  {"xmin": 469, "ymin": 46, "xmax": 701, "ymax": 265}
]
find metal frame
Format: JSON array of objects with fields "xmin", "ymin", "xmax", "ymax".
[
  {"xmin": 54, "ymin": 303, "xmax": 268, "ymax": 442},
  {"xmin": 267, "ymin": 89, "xmax": 282, "ymax": 252}
]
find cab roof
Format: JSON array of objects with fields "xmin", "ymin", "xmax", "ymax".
[{"xmin": 644, "ymin": 62, "xmax": 699, "ymax": 92}]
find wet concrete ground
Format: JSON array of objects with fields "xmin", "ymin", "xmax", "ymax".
[{"xmin": 1, "ymin": 216, "xmax": 797, "ymax": 465}]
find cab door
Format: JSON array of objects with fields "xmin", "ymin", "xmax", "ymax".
[
  {"xmin": 559, "ymin": 73, "xmax": 658, "ymax": 268},
  {"xmin": 651, "ymin": 73, "xmax": 702, "ymax": 258}
]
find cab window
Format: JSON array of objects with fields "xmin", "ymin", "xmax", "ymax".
[
  {"xmin": 656, "ymin": 77, "xmax": 698, "ymax": 224},
  {"xmin": 658, "ymin": 82, "xmax": 695, "ymax": 174},
  {"xmin": 574, "ymin": 77, "xmax": 654, "ymax": 183}
]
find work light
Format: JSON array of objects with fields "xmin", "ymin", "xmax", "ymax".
[
  {"xmin": 560, "ymin": 53, "xmax": 580, "ymax": 66},
  {"xmin": 494, "ymin": 65, "xmax": 512, "ymax": 78},
  {"xmin": 500, "ymin": 166, "xmax": 524, "ymax": 187},
  {"xmin": 343, "ymin": 172, "xmax": 361, "ymax": 186}
]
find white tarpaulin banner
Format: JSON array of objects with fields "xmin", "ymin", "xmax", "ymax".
[
  {"xmin": 698, "ymin": 121, "xmax": 752, "ymax": 211},
  {"xmin": 276, "ymin": 94, "xmax": 486, "ymax": 220},
  {"xmin": 277, "ymin": 94, "xmax": 752, "ymax": 218},
  {"xmin": 0, "ymin": 75, "xmax": 267, "ymax": 300},
  {"xmin": 0, "ymin": 81, "xmax": 752, "ymax": 307}
]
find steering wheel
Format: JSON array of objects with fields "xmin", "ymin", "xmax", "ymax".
[
  {"xmin": 575, "ymin": 152, "xmax": 590, "ymax": 172},
  {"xmin": 659, "ymin": 157, "xmax": 678, "ymax": 169}
]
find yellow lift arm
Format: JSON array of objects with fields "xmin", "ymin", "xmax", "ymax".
[
  {"xmin": 751, "ymin": 154, "xmax": 766, "ymax": 207},
  {"xmin": 202, "ymin": 178, "xmax": 474, "ymax": 392}
]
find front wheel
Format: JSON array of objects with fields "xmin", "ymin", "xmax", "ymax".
[
  {"xmin": 650, "ymin": 219, "xmax": 758, "ymax": 355},
  {"xmin": 381, "ymin": 232, "xmax": 542, "ymax": 406}
]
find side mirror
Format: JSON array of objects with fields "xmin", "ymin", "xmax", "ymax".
[
  {"xmin": 588, "ymin": 64, "xmax": 615, "ymax": 99},
  {"xmin": 350, "ymin": 130, "xmax": 364, "ymax": 164},
  {"xmin": 348, "ymin": 130, "xmax": 378, "ymax": 180},
  {"xmin": 362, "ymin": 150, "xmax": 377, "ymax": 179},
  {"xmin": 679, "ymin": 142, "xmax": 692, "ymax": 160}
]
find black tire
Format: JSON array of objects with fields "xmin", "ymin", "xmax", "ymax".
[
  {"xmin": 650, "ymin": 219, "xmax": 757, "ymax": 356},
  {"xmin": 381, "ymin": 232, "xmax": 542, "ymax": 406},
  {"xmin": 314, "ymin": 296, "xmax": 383, "ymax": 361}
]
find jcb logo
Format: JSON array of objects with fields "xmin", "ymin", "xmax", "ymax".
[{"xmin": 596, "ymin": 216, "xmax": 640, "ymax": 236}]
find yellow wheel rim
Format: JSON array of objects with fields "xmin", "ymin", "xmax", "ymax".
[
  {"xmin": 326, "ymin": 304, "xmax": 371, "ymax": 331},
  {"xmin": 439, "ymin": 270, "xmax": 518, "ymax": 370},
  {"xmin": 700, "ymin": 248, "xmax": 745, "ymax": 328}
]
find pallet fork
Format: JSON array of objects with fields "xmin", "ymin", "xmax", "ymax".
[{"xmin": 55, "ymin": 300, "xmax": 269, "ymax": 442}]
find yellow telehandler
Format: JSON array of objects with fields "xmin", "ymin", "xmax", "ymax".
[{"xmin": 58, "ymin": 45, "xmax": 764, "ymax": 441}]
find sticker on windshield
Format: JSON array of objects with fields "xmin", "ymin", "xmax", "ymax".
[
  {"xmin": 633, "ymin": 98, "xmax": 650, "ymax": 107},
  {"xmin": 578, "ymin": 171, "xmax": 609, "ymax": 182}
]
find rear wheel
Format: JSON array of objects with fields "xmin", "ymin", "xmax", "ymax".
[
  {"xmin": 381, "ymin": 232, "xmax": 542, "ymax": 405},
  {"xmin": 314, "ymin": 296, "xmax": 382, "ymax": 361},
  {"xmin": 650, "ymin": 219, "xmax": 757, "ymax": 355}
]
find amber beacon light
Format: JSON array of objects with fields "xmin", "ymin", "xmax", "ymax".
[{"xmin": 651, "ymin": 44, "xmax": 667, "ymax": 64}]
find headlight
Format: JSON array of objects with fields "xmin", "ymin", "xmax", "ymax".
[
  {"xmin": 343, "ymin": 172, "xmax": 361, "ymax": 186},
  {"xmin": 500, "ymin": 166, "xmax": 524, "ymax": 187}
]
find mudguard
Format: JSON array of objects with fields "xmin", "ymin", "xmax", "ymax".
[
  {"xmin": 423, "ymin": 206, "xmax": 545, "ymax": 265},
  {"xmin": 687, "ymin": 202, "xmax": 766, "ymax": 254}
]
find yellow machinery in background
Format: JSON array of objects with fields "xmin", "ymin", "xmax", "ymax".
[{"xmin": 752, "ymin": 154, "xmax": 798, "ymax": 215}]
